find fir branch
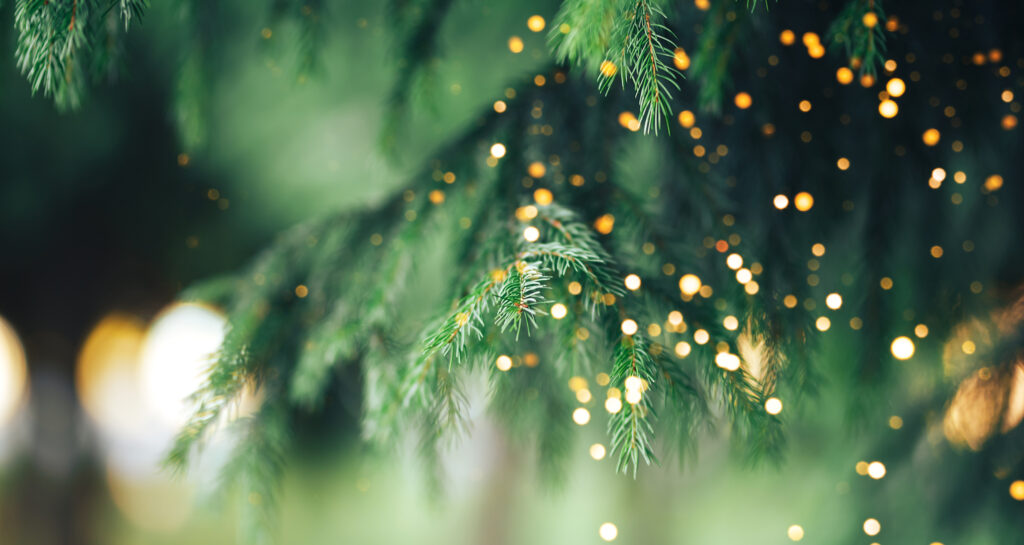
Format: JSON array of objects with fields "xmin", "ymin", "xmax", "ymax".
[
  {"xmin": 494, "ymin": 261, "xmax": 549, "ymax": 339},
  {"xmin": 607, "ymin": 334, "xmax": 659, "ymax": 475},
  {"xmin": 598, "ymin": 0, "xmax": 680, "ymax": 134},
  {"xmin": 827, "ymin": 0, "xmax": 887, "ymax": 77}
]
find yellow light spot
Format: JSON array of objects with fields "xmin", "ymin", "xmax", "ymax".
[
  {"xmin": 811, "ymin": 243, "xmax": 825, "ymax": 256},
  {"xmin": 694, "ymin": 329, "xmax": 710, "ymax": 345},
  {"xmin": 605, "ymin": 397, "xmax": 623, "ymax": 414},
  {"xmin": 596, "ymin": 373, "xmax": 610, "ymax": 386},
  {"xmin": 668, "ymin": 311, "xmax": 684, "ymax": 327},
  {"xmin": 679, "ymin": 274, "xmax": 702, "ymax": 296},
  {"xmin": 523, "ymin": 226, "xmax": 540, "ymax": 242},
  {"xmin": 490, "ymin": 143, "xmax": 506, "ymax": 158},
  {"xmin": 1002, "ymin": 90, "xmax": 1014, "ymax": 103},
  {"xmin": 600, "ymin": 60, "xmax": 618, "ymax": 77},
  {"xmin": 962, "ymin": 340, "xmax": 976, "ymax": 354},
  {"xmin": 878, "ymin": 99, "xmax": 898, "ymax": 118},
  {"xmin": 516, "ymin": 205, "xmax": 539, "ymax": 221},
  {"xmin": 533, "ymin": 188, "xmax": 553, "ymax": 205},
  {"xmin": 808, "ymin": 44, "xmax": 825, "ymax": 58},
  {"xmin": 798, "ymin": 100, "xmax": 812, "ymax": 112},
  {"xmin": 568, "ymin": 281, "xmax": 582, "ymax": 295},
  {"xmin": 815, "ymin": 317, "xmax": 831, "ymax": 331},
  {"xmin": 932, "ymin": 167, "xmax": 946, "ymax": 182},
  {"xmin": 443, "ymin": 171, "xmax": 456, "ymax": 184},
  {"xmin": 673, "ymin": 48, "xmax": 690, "ymax": 70},
  {"xmin": 984, "ymin": 175, "xmax": 1003, "ymax": 192},
  {"xmin": 292, "ymin": 284, "xmax": 309, "ymax": 298},
  {"xmin": 576, "ymin": 388, "xmax": 592, "ymax": 403},
  {"xmin": 1003, "ymin": 115, "xmax": 1018, "ymax": 130},
  {"xmin": 621, "ymin": 319, "xmax": 638, "ymax": 336},
  {"xmin": 802, "ymin": 32, "xmax": 820, "ymax": 47},
  {"xmin": 528, "ymin": 162, "xmax": 546, "ymax": 178},
  {"xmin": 931, "ymin": 245, "xmax": 944, "ymax": 258},
  {"xmin": 836, "ymin": 67, "xmax": 854, "ymax": 85},
  {"xmin": 599, "ymin": 522, "xmax": 618, "ymax": 541},
  {"xmin": 594, "ymin": 214, "xmax": 615, "ymax": 235},
  {"xmin": 715, "ymin": 352, "xmax": 741, "ymax": 371},
  {"xmin": 508, "ymin": 36, "xmax": 524, "ymax": 53},
  {"xmin": 826, "ymin": 293, "xmax": 842, "ymax": 310},
  {"xmin": 493, "ymin": 100, "xmax": 507, "ymax": 113},
  {"xmin": 678, "ymin": 110, "xmax": 695, "ymax": 128},
  {"xmin": 860, "ymin": 73, "xmax": 876, "ymax": 87},
  {"xmin": 726, "ymin": 253, "xmax": 743, "ymax": 270},
  {"xmin": 867, "ymin": 461, "xmax": 886, "ymax": 479},
  {"xmin": 734, "ymin": 92, "xmax": 753, "ymax": 109},
  {"xmin": 779, "ymin": 29, "xmax": 795, "ymax": 45},
  {"xmin": 862, "ymin": 12, "xmax": 879, "ymax": 27},
  {"xmin": 880, "ymin": 277, "xmax": 893, "ymax": 290},
  {"xmin": 572, "ymin": 408, "xmax": 591, "ymax": 425},
  {"xmin": 863, "ymin": 518, "xmax": 881, "ymax": 536},
  {"xmin": 922, "ymin": 128, "xmax": 941, "ymax": 146},
  {"xmin": 773, "ymin": 194, "xmax": 790, "ymax": 209},
  {"xmin": 647, "ymin": 323, "xmax": 661, "ymax": 337},
  {"xmin": 429, "ymin": 189, "xmax": 445, "ymax": 204},
  {"xmin": 837, "ymin": 157, "xmax": 850, "ymax": 170},
  {"xmin": 674, "ymin": 341, "xmax": 691, "ymax": 358},
  {"xmin": 624, "ymin": 388, "xmax": 642, "ymax": 405},
  {"xmin": 765, "ymin": 397, "xmax": 783, "ymax": 415},
  {"xmin": 261, "ymin": 27, "xmax": 273, "ymax": 39},
  {"xmin": 794, "ymin": 192, "xmax": 814, "ymax": 211},
  {"xmin": 856, "ymin": 461, "xmax": 869, "ymax": 475},
  {"xmin": 886, "ymin": 78, "xmax": 906, "ymax": 97},
  {"xmin": 1010, "ymin": 480, "xmax": 1024, "ymax": 500},
  {"xmin": 526, "ymin": 15, "xmax": 545, "ymax": 32},
  {"xmin": 624, "ymin": 274, "xmax": 642, "ymax": 291},
  {"xmin": 787, "ymin": 524, "xmax": 804, "ymax": 541},
  {"xmin": 723, "ymin": 315, "xmax": 739, "ymax": 331},
  {"xmin": 551, "ymin": 303, "xmax": 568, "ymax": 320},
  {"xmin": 694, "ymin": 0, "xmax": 710, "ymax": 9},
  {"xmin": 590, "ymin": 443, "xmax": 606, "ymax": 460},
  {"xmin": 891, "ymin": 336, "xmax": 915, "ymax": 360},
  {"xmin": 734, "ymin": 268, "xmax": 752, "ymax": 284},
  {"xmin": 496, "ymin": 355, "xmax": 513, "ymax": 371},
  {"xmin": 745, "ymin": 281, "xmax": 760, "ymax": 295}
]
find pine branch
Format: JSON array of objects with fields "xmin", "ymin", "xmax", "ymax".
[
  {"xmin": 608, "ymin": 334, "xmax": 659, "ymax": 475},
  {"xmin": 827, "ymin": 0, "xmax": 887, "ymax": 77}
]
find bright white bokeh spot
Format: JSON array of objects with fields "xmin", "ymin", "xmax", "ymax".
[
  {"xmin": 765, "ymin": 397, "xmax": 783, "ymax": 415},
  {"xmin": 599, "ymin": 522, "xmax": 618, "ymax": 541},
  {"xmin": 139, "ymin": 303, "xmax": 226, "ymax": 428},
  {"xmin": 867, "ymin": 461, "xmax": 886, "ymax": 479}
]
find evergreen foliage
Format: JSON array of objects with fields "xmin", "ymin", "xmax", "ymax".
[{"xmin": 9, "ymin": 0, "xmax": 1024, "ymax": 542}]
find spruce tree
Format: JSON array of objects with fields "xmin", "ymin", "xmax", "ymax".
[{"xmin": 8, "ymin": 0, "xmax": 1024, "ymax": 542}]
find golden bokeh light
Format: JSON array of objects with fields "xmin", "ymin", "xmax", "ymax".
[
  {"xmin": 495, "ymin": 355, "xmax": 513, "ymax": 371},
  {"xmin": 673, "ymin": 48, "xmax": 690, "ymax": 70},
  {"xmin": 836, "ymin": 67, "xmax": 854, "ymax": 85},
  {"xmin": 826, "ymin": 293, "xmax": 843, "ymax": 310},
  {"xmin": 886, "ymin": 78, "xmax": 906, "ymax": 97},
  {"xmin": 572, "ymin": 407, "xmax": 591, "ymax": 425},
  {"xmin": 0, "ymin": 315, "xmax": 29, "ymax": 429},
  {"xmin": 675, "ymin": 341, "xmax": 692, "ymax": 358},
  {"xmin": 624, "ymin": 274, "xmax": 642, "ymax": 291},
  {"xmin": 526, "ymin": 15, "xmax": 545, "ymax": 32},
  {"xmin": 867, "ymin": 461, "xmax": 886, "ymax": 479},
  {"xmin": 679, "ymin": 274, "xmax": 702, "ymax": 296},
  {"xmin": 508, "ymin": 36, "xmax": 524, "ymax": 53},
  {"xmin": 765, "ymin": 397, "xmax": 783, "ymax": 415},
  {"xmin": 787, "ymin": 524, "xmax": 804, "ymax": 541},
  {"xmin": 621, "ymin": 319, "xmax": 638, "ymax": 336},
  {"xmin": 794, "ymin": 192, "xmax": 814, "ymax": 211},
  {"xmin": 922, "ymin": 128, "xmax": 941, "ymax": 146},
  {"xmin": 550, "ymin": 303, "xmax": 568, "ymax": 320},
  {"xmin": 734, "ymin": 92, "xmax": 753, "ymax": 109},
  {"xmin": 523, "ymin": 226, "xmax": 540, "ymax": 242},
  {"xmin": 878, "ymin": 99, "xmax": 899, "ymax": 118},
  {"xmin": 490, "ymin": 143, "xmax": 506, "ymax": 158},
  {"xmin": 77, "ymin": 314, "xmax": 148, "ymax": 433},
  {"xmin": 773, "ymin": 194, "xmax": 790, "ymax": 209},
  {"xmin": 891, "ymin": 336, "xmax": 915, "ymax": 360},
  {"xmin": 863, "ymin": 518, "xmax": 881, "ymax": 536},
  {"xmin": 590, "ymin": 443, "xmax": 606, "ymax": 460}
]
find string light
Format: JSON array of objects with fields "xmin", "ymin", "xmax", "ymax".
[
  {"xmin": 599, "ymin": 522, "xmax": 618, "ymax": 541},
  {"xmin": 621, "ymin": 319, "xmax": 638, "ymax": 335},
  {"xmin": 526, "ymin": 15, "xmax": 545, "ymax": 32},
  {"xmin": 867, "ymin": 461, "xmax": 886, "ymax": 479},
  {"xmin": 523, "ymin": 226, "xmax": 540, "ymax": 242},
  {"xmin": 863, "ymin": 518, "xmax": 881, "ymax": 536},
  {"xmin": 490, "ymin": 143, "xmax": 506, "ymax": 158},
  {"xmin": 674, "ymin": 341, "xmax": 691, "ymax": 357},
  {"xmin": 765, "ymin": 397, "xmax": 783, "ymax": 415},
  {"xmin": 495, "ymin": 355, "xmax": 513, "ymax": 371},
  {"xmin": 826, "ymin": 293, "xmax": 843, "ymax": 310},
  {"xmin": 624, "ymin": 274, "xmax": 642, "ymax": 291},
  {"xmin": 773, "ymin": 194, "xmax": 790, "ymax": 209},
  {"xmin": 794, "ymin": 192, "xmax": 814, "ymax": 211},
  {"xmin": 891, "ymin": 336, "xmax": 915, "ymax": 360},
  {"xmin": 551, "ymin": 303, "xmax": 568, "ymax": 320},
  {"xmin": 679, "ymin": 274, "xmax": 702, "ymax": 296},
  {"xmin": 572, "ymin": 408, "xmax": 591, "ymax": 425}
]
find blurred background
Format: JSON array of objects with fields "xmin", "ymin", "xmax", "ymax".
[{"xmin": 2, "ymin": 0, "xmax": 1024, "ymax": 544}]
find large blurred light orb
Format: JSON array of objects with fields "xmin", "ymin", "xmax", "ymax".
[
  {"xmin": 0, "ymin": 315, "xmax": 29, "ymax": 428},
  {"xmin": 139, "ymin": 303, "xmax": 226, "ymax": 428},
  {"xmin": 77, "ymin": 314, "xmax": 147, "ymax": 434}
]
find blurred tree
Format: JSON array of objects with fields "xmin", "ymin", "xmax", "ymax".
[{"xmin": 6, "ymin": 0, "xmax": 1024, "ymax": 543}]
